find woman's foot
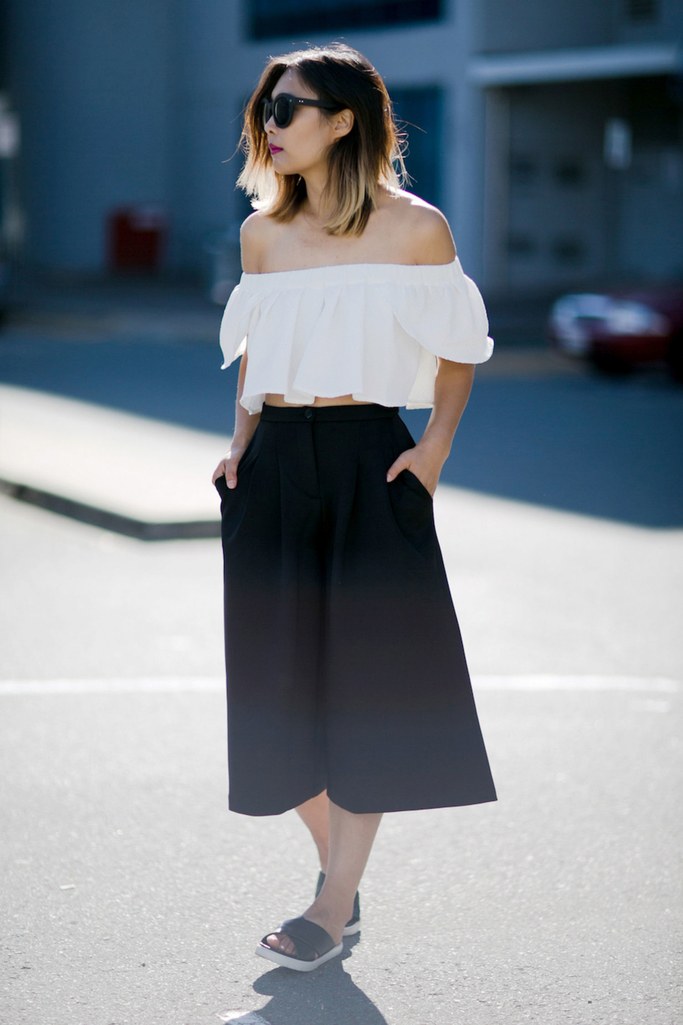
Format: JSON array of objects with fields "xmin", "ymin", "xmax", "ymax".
[
  {"xmin": 262, "ymin": 898, "xmax": 350, "ymax": 957},
  {"xmin": 257, "ymin": 916, "xmax": 343, "ymax": 972},
  {"xmin": 266, "ymin": 798, "xmax": 380, "ymax": 959}
]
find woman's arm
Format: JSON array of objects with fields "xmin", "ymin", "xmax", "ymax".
[
  {"xmin": 211, "ymin": 353, "xmax": 261, "ymax": 487},
  {"xmin": 211, "ymin": 215, "xmax": 265, "ymax": 487},
  {"xmin": 385, "ymin": 359, "xmax": 475, "ymax": 495},
  {"xmin": 385, "ymin": 202, "xmax": 478, "ymax": 494}
]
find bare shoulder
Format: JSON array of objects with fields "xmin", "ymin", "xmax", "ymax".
[
  {"xmin": 239, "ymin": 210, "xmax": 276, "ymax": 273},
  {"xmin": 382, "ymin": 189, "xmax": 457, "ymax": 265}
]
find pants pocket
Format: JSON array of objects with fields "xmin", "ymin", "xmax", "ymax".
[{"xmin": 400, "ymin": 468, "xmax": 433, "ymax": 503}]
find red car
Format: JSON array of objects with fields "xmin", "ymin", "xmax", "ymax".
[{"xmin": 548, "ymin": 285, "xmax": 683, "ymax": 382}]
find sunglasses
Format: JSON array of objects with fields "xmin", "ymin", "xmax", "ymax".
[{"xmin": 261, "ymin": 93, "xmax": 341, "ymax": 129}]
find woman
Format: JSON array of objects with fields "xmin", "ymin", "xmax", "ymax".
[{"xmin": 212, "ymin": 42, "xmax": 496, "ymax": 973}]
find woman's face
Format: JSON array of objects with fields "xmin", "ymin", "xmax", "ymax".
[{"xmin": 263, "ymin": 68, "xmax": 342, "ymax": 179}]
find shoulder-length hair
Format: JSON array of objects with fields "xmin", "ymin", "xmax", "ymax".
[{"xmin": 236, "ymin": 43, "xmax": 408, "ymax": 237}]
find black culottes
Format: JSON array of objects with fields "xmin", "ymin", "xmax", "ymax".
[{"xmin": 215, "ymin": 403, "xmax": 496, "ymax": 816}]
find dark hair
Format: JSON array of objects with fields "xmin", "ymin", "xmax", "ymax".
[{"xmin": 236, "ymin": 42, "xmax": 408, "ymax": 236}]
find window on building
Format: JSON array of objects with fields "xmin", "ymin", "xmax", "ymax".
[
  {"xmin": 390, "ymin": 85, "xmax": 443, "ymax": 207},
  {"xmin": 625, "ymin": 0, "xmax": 659, "ymax": 21},
  {"xmin": 247, "ymin": 0, "xmax": 443, "ymax": 39}
]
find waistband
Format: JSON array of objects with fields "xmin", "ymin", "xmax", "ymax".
[{"xmin": 260, "ymin": 403, "xmax": 398, "ymax": 423}]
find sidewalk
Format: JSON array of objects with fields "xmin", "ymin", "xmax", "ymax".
[
  {"xmin": 0, "ymin": 384, "xmax": 226, "ymax": 540},
  {"xmin": 0, "ymin": 274, "xmax": 229, "ymax": 538}
]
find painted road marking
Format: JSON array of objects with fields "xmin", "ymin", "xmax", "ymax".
[
  {"xmin": 216, "ymin": 1013, "xmax": 269, "ymax": 1025},
  {"xmin": 0, "ymin": 676, "xmax": 223, "ymax": 695},
  {"xmin": 0, "ymin": 674, "xmax": 678, "ymax": 696},
  {"xmin": 474, "ymin": 674, "xmax": 680, "ymax": 693}
]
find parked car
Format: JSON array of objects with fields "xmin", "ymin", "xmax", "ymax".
[{"xmin": 548, "ymin": 285, "xmax": 683, "ymax": 382}]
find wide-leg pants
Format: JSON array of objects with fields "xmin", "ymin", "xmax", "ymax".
[{"xmin": 215, "ymin": 403, "xmax": 496, "ymax": 816}]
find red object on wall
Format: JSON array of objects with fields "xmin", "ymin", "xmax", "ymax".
[{"xmin": 107, "ymin": 206, "xmax": 167, "ymax": 271}]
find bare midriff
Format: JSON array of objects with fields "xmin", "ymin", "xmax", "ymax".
[{"xmin": 264, "ymin": 393, "xmax": 374, "ymax": 407}]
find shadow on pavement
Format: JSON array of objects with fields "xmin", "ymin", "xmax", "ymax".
[
  {"xmin": 251, "ymin": 939, "xmax": 388, "ymax": 1025},
  {"xmin": 403, "ymin": 370, "xmax": 683, "ymax": 529}
]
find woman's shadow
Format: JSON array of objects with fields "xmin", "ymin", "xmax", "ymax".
[{"xmin": 247, "ymin": 936, "xmax": 389, "ymax": 1025}]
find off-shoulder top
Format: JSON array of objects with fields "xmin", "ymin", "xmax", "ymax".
[{"xmin": 219, "ymin": 257, "xmax": 493, "ymax": 413}]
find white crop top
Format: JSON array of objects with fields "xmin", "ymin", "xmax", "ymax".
[{"xmin": 219, "ymin": 258, "xmax": 493, "ymax": 414}]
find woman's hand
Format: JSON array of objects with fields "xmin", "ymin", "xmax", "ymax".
[
  {"xmin": 212, "ymin": 366, "xmax": 260, "ymax": 491},
  {"xmin": 212, "ymin": 443, "xmax": 248, "ymax": 490},
  {"xmin": 386, "ymin": 436, "xmax": 450, "ymax": 497},
  {"xmin": 386, "ymin": 360, "xmax": 476, "ymax": 496}
]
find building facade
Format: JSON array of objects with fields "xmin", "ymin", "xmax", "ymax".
[
  {"xmin": 475, "ymin": 0, "xmax": 683, "ymax": 290},
  {"xmin": 3, "ymin": 0, "xmax": 682, "ymax": 293}
]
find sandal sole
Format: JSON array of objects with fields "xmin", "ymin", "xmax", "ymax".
[{"xmin": 255, "ymin": 940, "xmax": 343, "ymax": 972}]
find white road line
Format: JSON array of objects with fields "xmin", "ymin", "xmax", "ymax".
[
  {"xmin": 0, "ymin": 676, "xmax": 223, "ymax": 695},
  {"xmin": 216, "ymin": 1013, "xmax": 269, "ymax": 1025},
  {"xmin": 0, "ymin": 674, "xmax": 679, "ymax": 696},
  {"xmin": 474, "ymin": 674, "xmax": 681, "ymax": 693}
]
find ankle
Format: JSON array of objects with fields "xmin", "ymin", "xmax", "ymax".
[
  {"xmin": 309, "ymin": 888, "xmax": 354, "ymax": 926},
  {"xmin": 305, "ymin": 899, "xmax": 350, "ymax": 942}
]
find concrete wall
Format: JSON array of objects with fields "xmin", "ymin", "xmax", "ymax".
[
  {"xmin": 164, "ymin": 0, "xmax": 245, "ymax": 271},
  {"xmin": 8, "ymin": 0, "xmax": 171, "ymax": 272},
  {"xmin": 479, "ymin": 0, "xmax": 683, "ymax": 54},
  {"xmin": 478, "ymin": 0, "xmax": 614, "ymax": 53},
  {"xmin": 617, "ymin": 0, "xmax": 683, "ymax": 43}
]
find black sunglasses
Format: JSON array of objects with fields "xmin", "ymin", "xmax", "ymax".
[{"xmin": 261, "ymin": 93, "xmax": 341, "ymax": 129}]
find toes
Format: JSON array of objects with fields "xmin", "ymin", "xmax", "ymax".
[{"xmin": 265, "ymin": 932, "xmax": 295, "ymax": 956}]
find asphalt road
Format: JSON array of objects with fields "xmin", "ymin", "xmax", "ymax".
[
  {"xmin": 1, "ymin": 312, "xmax": 682, "ymax": 1024},
  {"xmin": 1, "ymin": 495, "xmax": 681, "ymax": 1025}
]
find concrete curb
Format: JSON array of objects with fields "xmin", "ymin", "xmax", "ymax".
[
  {"xmin": 0, "ymin": 385, "xmax": 227, "ymax": 541},
  {"xmin": 0, "ymin": 479, "xmax": 220, "ymax": 541}
]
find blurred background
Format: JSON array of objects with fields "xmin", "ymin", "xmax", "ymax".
[{"xmin": 1, "ymin": 0, "xmax": 682, "ymax": 293}]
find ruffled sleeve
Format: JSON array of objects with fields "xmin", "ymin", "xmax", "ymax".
[
  {"xmin": 392, "ymin": 257, "xmax": 493, "ymax": 364},
  {"xmin": 218, "ymin": 280, "xmax": 259, "ymax": 368}
]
